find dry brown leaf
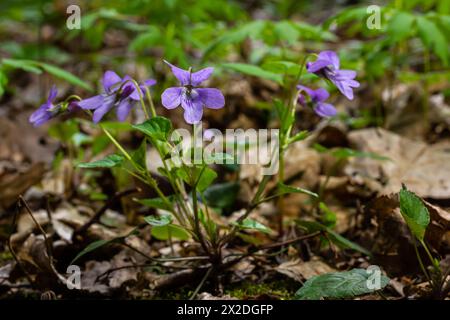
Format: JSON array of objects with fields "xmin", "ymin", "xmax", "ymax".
[
  {"xmin": 276, "ymin": 257, "xmax": 336, "ymax": 282},
  {"xmin": 0, "ymin": 163, "xmax": 46, "ymax": 210},
  {"xmin": 346, "ymin": 128, "xmax": 450, "ymax": 199}
]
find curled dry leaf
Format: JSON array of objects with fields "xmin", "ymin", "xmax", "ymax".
[{"xmin": 0, "ymin": 163, "xmax": 46, "ymax": 211}]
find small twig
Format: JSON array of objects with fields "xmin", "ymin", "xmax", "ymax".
[
  {"xmin": 222, "ymin": 231, "xmax": 321, "ymax": 268},
  {"xmin": 122, "ymin": 243, "xmax": 210, "ymax": 263},
  {"xmin": 73, "ymin": 187, "xmax": 141, "ymax": 240},
  {"xmin": 19, "ymin": 196, "xmax": 53, "ymax": 259},
  {"xmin": 98, "ymin": 262, "xmax": 192, "ymax": 281},
  {"xmin": 190, "ymin": 267, "xmax": 213, "ymax": 300},
  {"xmin": 19, "ymin": 196, "xmax": 72, "ymax": 287},
  {"xmin": 8, "ymin": 201, "xmax": 35, "ymax": 287},
  {"xmin": 258, "ymin": 231, "xmax": 321, "ymax": 250}
]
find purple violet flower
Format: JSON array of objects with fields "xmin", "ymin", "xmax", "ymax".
[
  {"xmin": 29, "ymin": 86, "xmax": 65, "ymax": 127},
  {"xmin": 161, "ymin": 60, "xmax": 225, "ymax": 124},
  {"xmin": 306, "ymin": 51, "xmax": 360, "ymax": 100},
  {"xmin": 78, "ymin": 71, "xmax": 156, "ymax": 123},
  {"xmin": 297, "ymin": 85, "xmax": 337, "ymax": 118}
]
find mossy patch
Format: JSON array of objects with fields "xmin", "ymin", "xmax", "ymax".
[{"xmin": 224, "ymin": 278, "xmax": 297, "ymax": 300}]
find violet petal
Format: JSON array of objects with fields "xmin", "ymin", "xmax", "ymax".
[
  {"xmin": 197, "ymin": 88, "xmax": 225, "ymax": 109},
  {"xmin": 161, "ymin": 87, "xmax": 183, "ymax": 109}
]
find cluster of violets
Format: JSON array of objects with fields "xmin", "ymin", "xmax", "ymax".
[
  {"xmin": 299, "ymin": 50, "xmax": 360, "ymax": 117},
  {"xmin": 29, "ymin": 51, "xmax": 358, "ymax": 127}
]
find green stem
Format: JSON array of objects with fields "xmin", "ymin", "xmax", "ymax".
[
  {"xmin": 413, "ymin": 239, "xmax": 432, "ymax": 283},
  {"xmin": 422, "ymin": 49, "xmax": 431, "ymax": 133},
  {"xmin": 421, "ymin": 240, "xmax": 440, "ymax": 273},
  {"xmin": 276, "ymin": 54, "xmax": 310, "ymax": 234},
  {"xmin": 101, "ymin": 125, "xmax": 133, "ymax": 162},
  {"xmin": 218, "ymin": 174, "xmax": 272, "ymax": 248},
  {"xmin": 100, "ymin": 125, "xmax": 177, "ymax": 221},
  {"xmin": 145, "ymin": 87, "xmax": 157, "ymax": 117}
]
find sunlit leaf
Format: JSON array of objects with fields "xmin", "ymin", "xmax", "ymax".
[
  {"xmin": 234, "ymin": 218, "xmax": 273, "ymax": 234},
  {"xmin": 222, "ymin": 63, "xmax": 283, "ymax": 84},
  {"xmin": 277, "ymin": 182, "xmax": 318, "ymax": 198},
  {"xmin": 151, "ymin": 224, "xmax": 190, "ymax": 241},
  {"xmin": 144, "ymin": 214, "xmax": 172, "ymax": 227}
]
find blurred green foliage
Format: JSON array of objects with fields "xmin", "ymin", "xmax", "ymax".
[{"xmin": 0, "ymin": 0, "xmax": 449, "ymax": 110}]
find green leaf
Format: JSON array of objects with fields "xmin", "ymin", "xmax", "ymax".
[
  {"xmin": 195, "ymin": 167, "xmax": 218, "ymax": 192},
  {"xmin": 288, "ymin": 131, "xmax": 309, "ymax": 144},
  {"xmin": 138, "ymin": 197, "xmax": 173, "ymax": 211},
  {"xmin": 297, "ymin": 220, "xmax": 371, "ymax": 256},
  {"xmin": 203, "ymin": 20, "xmax": 267, "ymax": 58},
  {"xmin": 417, "ymin": 16, "xmax": 449, "ymax": 66},
  {"xmin": 100, "ymin": 121, "xmax": 133, "ymax": 131},
  {"xmin": 77, "ymin": 154, "xmax": 124, "ymax": 168},
  {"xmin": 203, "ymin": 152, "xmax": 234, "ymax": 164},
  {"xmin": 176, "ymin": 166, "xmax": 218, "ymax": 192},
  {"xmin": 273, "ymin": 21, "xmax": 299, "ymax": 44},
  {"xmin": 387, "ymin": 11, "xmax": 416, "ymax": 43},
  {"xmin": 132, "ymin": 116, "xmax": 172, "ymax": 141},
  {"xmin": 330, "ymin": 148, "xmax": 389, "ymax": 160},
  {"xmin": 70, "ymin": 228, "xmax": 138, "ymax": 264},
  {"xmin": 319, "ymin": 202, "xmax": 337, "ymax": 228},
  {"xmin": 39, "ymin": 62, "xmax": 92, "ymax": 91},
  {"xmin": 48, "ymin": 120, "xmax": 79, "ymax": 142},
  {"xmin": 293, "ymin": 22, "xmax": 336, "ymax": 41},
  {"xmin": 262, "ymin": 60, "xmax": 301, "ymax": 76},
  {"xmin": 151, "ymin": 224, "xmax": 190, "ymax": 241},
  {"xmin": 273, "ymin": 99, "xmax": 288, "ymax": 126},
  {"xmin": 295, "ymin": 268, "xmax": 390, "ymax": 300},
  {"xmin": 233, "ymin": 218, "xmax": 272, "ymax": 234},
  {"xmin": 327, "ymin": 229, "xmax": 372, "ymax": 257},
  {"xmin": 129, "ymin": 26, "xmax": 161, "ymax": 52},
  {"xmin": 222, "ymin": 63, "xmax": 283, "ymax": 84},
  {"xmin": 203, "ymin": 182, "xmax": 240, "ymax": 210},
  {"xmin": 399, "ymin": 186, "xmax": 430, "ymax": 241},
  {"xmin": 2, "ymin": 58, "xmax": 42, "ymax": 73},
  {"xmin": 144, "ymin": 214, "xmax": 172, "ymax": 227},
  {"xmin": 70, "ymin": 239, "xmax": 110, "ymax": 265},
  {"xmin": 0, "ymin": 69, "xmax": 7, "ymax": 97},
  {"xmin": 325, "ymin": 7, "xmax": 369, "ymax": 29},
  {"xmin": 1, "ymin": 59, "xmax": 92, "ymax": 91},
  {"xmin": 72, "ymin": 133, "xmax": 93, "ymax": 147},
  {"xmin": 131, "ymin": 140, "xmax": 147, "ymax": 170},
  {"xmin": 277, "ymin": 182, "xmax": 318, "ymax": 198}
]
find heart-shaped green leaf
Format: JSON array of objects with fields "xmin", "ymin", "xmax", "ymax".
[
  {"xmin": 296, "ymin": 268, "xmax": 390, "ymax": 300},
  {"xmin": 399, "ymin": 186, "xmax": 430, "ymax": 242},
  {"xmin": 133, "ymin": 116, "xmax": 172, "ymax": 141}
]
